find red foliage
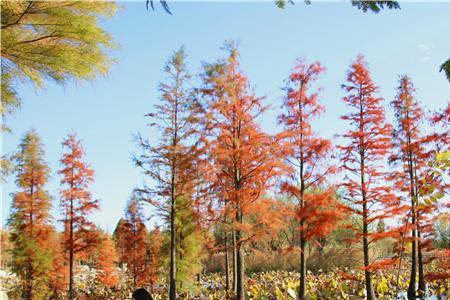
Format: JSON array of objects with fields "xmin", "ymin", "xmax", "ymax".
[
  {"xmin": 338, "ymin": 55, "xmax": 393, "ymax": 297},
  {"xmin": 339, "ymin": 55, "xmax": 393, "ymax": 239},
  {"xmin": 425, "ymin": 249, "xmax": 450, "ymax": 281},
  {"xmin": 114, "ymin": 193, "xmax": 152, "ymax": 287},
  {"xmin": 202, "ymin": 44, "xmax": 281, "ymax": 240},
  {"xmin": 201, "ymin": 43, "xmax": 282, "ymax": 299},
  {"xmin": 95, "ymin": 231, "xmax": 119, "ymax": 287},
  {"xmin": 337, "ymin": 271, "xmax": 358, "ymax": 281},
  {"xmin": 389, "ymin": 75, "xmax": 445, "ymax": 296},
  {"xmin": 278, "ymin": 58, "xmax": 341, "ymax": 241},
  {"xmin": 59, "ymin": 133, "xmax": 99, "ymax": 255},
  {"xmin": 360, "ymin": 258, "xmax": 399, "ymax": 271}
]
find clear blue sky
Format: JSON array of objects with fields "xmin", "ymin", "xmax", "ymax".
[{"xmin": 2, "ymin": 1, "xmax": 449, "ymax": 232}]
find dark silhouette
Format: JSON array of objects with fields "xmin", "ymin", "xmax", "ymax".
[{"xmin": 132, "ymin": 288, "xmax": 153, "ymax": 300}]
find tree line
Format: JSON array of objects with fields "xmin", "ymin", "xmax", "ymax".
[{"xmin": 3, "ymin": 43, "xmax": 449, "ymax": 300}]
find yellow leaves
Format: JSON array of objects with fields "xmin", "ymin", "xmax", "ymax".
[
  {"xmin": 436, "ymin": 151, "xmax": 450, "ymax": 163},
  {"xmin": 376, "ymin": 276, "xmax": 389, "ymax": 295}
]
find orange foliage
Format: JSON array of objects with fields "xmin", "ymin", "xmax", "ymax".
[
  {"xmin": 95, "ymin": 231, "xmax": 119, "ymax": 287},
  {"xmin": 338, "ymin": 55, "xmax": 393, "ymax": 298},
  {"xmin": 202, "ymin": 44, "xmax": 281, "ymax": 239},
  {"xmin": 9, "ymin": 130, "xmax": 55, "ymax": 299},
  {"xmin": 59, "ymin": 133, "xmax": 99, "ymax": 297},
  {"xmin": 114, "ymin": 193, "xmax": 151, "ymax": 287},
  {"xmin": 201, "ymin": 43, "xmax": 281, "ymax": 299},
  {"xmin": 277, "ymin": 58, "xmax": 342, "ymax": 299}
]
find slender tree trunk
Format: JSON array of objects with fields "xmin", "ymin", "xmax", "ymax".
[
  {"xmin": 232, "ymin": 229, "xmax": 237, "ymax": 294},
  {"xmin": 169, "ymin": 195, "xmax": 177, "ymax": 300},
  {"xmin": 407, "ymin": 207, "xmax": 417, "ymax": 300},
  {"xmin": 363, "ymin": 210, "xmax": 376, "ymax": 300},
  {"xmin": 414, "ymin": 162, "xmax": 425, "ymax": 299},
  {"xmin": 236, "ymin": 208, "xmax": 244, "ymax": 300},
  {"xmin": 407, "ymin": 146, "xmax": 417, "ymax": 300},
  {"xmin": 179, "ymin": 232, "xmax": 183, "ymax": 290},
  {"xmin": 133, "ymin": 226, "xmax": 137, "ymax": 288},
  {"xmin": 225, "ymin": 233, "xmax": 230, "ymax": 292},
  {"xmin": 299, "ymin": 229, "xmax": 306, "ymax": 300},
  {"xmin": 69, "ymin": 195, "xmax": 74, "ymax": 300},
  {"xmin": 297, "ymin": 86, "xmax": 307, "ymax": 300},
  {"xmin": 361, "ymin": 165, "xmax": 376, "ymax": 300},
  {"xmin": 417, "ymin": 221, "xmax": 425, "ymax": 298},
  {"xmin": 358, "ymin": 96, "xmax": 376, "ymax": 300}
]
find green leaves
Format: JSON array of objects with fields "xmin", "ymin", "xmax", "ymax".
[
  {"xmin": 275, "ymin": 0, "xmax": 399, "ymax": 12},
  {"xmin": 440, "ymin": 58, "xmax": 450, "ymax": 83},
  {"xmin": 0, "ymin": 1, "xmax": 118, "ymax": 118},
  {"xmin": 350, "ymin": 1, "xmax": 400, "ymax": 13}
]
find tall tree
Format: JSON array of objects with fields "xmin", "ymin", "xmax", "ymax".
[
  {"xmin": 134, "ymin": 46, "xmax": 202, "ymax": 300},
  {"xmin": 174, "ymin": 196, "xmax": 206, "ymax": 292},
  {"xmin": 0, "ymin": 1, "xmax": 117, "ymax": 117},
  {"xmin": 389, "ymin": 75, "xmax": 433, "ymax": 299},
  {"xmin": 93, "ymin": 230, "xmax": 119, "ymax": 288},
  {"xmin": 47, "ymin": 229, "xmax": 68, "ymax": 298},
  {"xmin": 201, "ymin": 42, "xmax": 280, "ymax": 300},
  {"xmin": 147, "ymin": 226, "xmax": 163, "ymax": 291},
  {"xmin": 8, "ymin": 129, "xmax": 54, "ymax": 299},
  {"xmin": 390, "ymin": 75, "xmax": 448, "ymax": 299},
  {"xmin": 114, "ymin": 192, "xmax": 150, "ymax": 288},
  {"xmin": 278, "ymin": 58, "xmax": 341, "ymax": 300},
  {"xmin": 59, "ymin": 133, "xmax": 98, "ymax": 300},
  {"xmin": 339, "ymin": 55, "xmax": 393, "ymax": 300}
]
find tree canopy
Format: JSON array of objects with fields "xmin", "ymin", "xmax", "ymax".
[{"xmin": 0, "ymin": 1, "xmax": 117, "ymax": 117}]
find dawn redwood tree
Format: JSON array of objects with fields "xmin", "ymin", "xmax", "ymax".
[
  {"xmin": 278, "ymin": 58, "xmax": 341, "ymax": 300},
  {"xmin": 93, "ymin": 230, "xmax": 119, "ymax": 288},
  {"xmin": 134, "ymin": 46, "xmax": 202, "ymax": 300},
  {"xmin": 114, "ymin": 192, "xmax": 150, "ymax": 287},
  {"xmin": 175, "ymin": 195, "xmax": 206, "ymax": 291},
  {"xmin": 59, "ymin": 133, "xmax": 99, "ymax": 300},
  {"xmin": 147, "ymin": 226, "xmax": 163, "ymax": 290},
  {"xmin": 113, "ymin": 218, "xmax": 128, "ymax": 261},
  {"xmin": 48, "ymin": 229, "xmax": 68, "ymax": 298},
  {"xmin": 201, "ymin": 42, "xmax": 280, "ymax": 300},
  {"xmin": 339, "ymin": 55, "xmax": 393, "ymax": 300},
  {"xmin": 8, "ymin": 129, "xmax": 54, "ymax": 299},
  {"xmin": 389, "ymin": 75, "xmax": 434, "ymax": 299}
]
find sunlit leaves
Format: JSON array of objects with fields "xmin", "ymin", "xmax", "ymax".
[{"xmin": 0, "ymin": 1, "xmax": 117, "ymax": 117}]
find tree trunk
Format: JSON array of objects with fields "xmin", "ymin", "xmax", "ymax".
[
  {"xmin": 235, "ymin": 206, "xmax": 245, "ymax": 300},
  {"xmin": 179, "ymin": 232, "xmax": 183, "ymax": 290},
  {"xmin": 232, "ymin": 229, "xmax": 237, "ymax": 294},
  {"xmin": 169, "ymin": 201, "xmax": 177, "ymax": 300},
  {"xmin": 236, "ymin": 244, "xmax": 244, "ymax": 300},
  {"xmin": 407, "ymin": 207, "xmax": 417, "ymax": 300},
  {"xmin": 69, "ymin": 197, "xmax": 74, "ymax": 300},
  {"xmin": 417, "ymin": 221, "xmax": 425, "ymax": 299},
  {"xmin": 225, "ymin": 233, "xmax": 230, "ymax": 291},
  {"xmin": 363, "ymin": 218, "xmax": 376, "ymax": 300},
  {"xmin": 358, "ymin": 99, "xmax": 376, "ymax": 300},
  {"xmin": 298, "ymin": 230, "xmax": 306, "ymax": 300}
]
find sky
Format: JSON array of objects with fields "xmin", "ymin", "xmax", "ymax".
[{"xmin": 1, "ymin": 1, "xmax": 449, "ymax": 232}]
